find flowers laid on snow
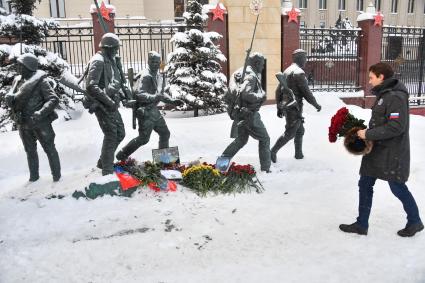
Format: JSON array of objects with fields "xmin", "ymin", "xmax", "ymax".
[
  {"xmin": 182, "ymin": 162, "xmax": 264, "ymax": 196},
  {"xmin": 182, "ymin": 163, "xmax": 222, "ymax": 196}
]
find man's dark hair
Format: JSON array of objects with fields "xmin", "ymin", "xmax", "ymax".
[{"xmin": 369, "ymin": 62, "xmax": 394, "ymax": 80}]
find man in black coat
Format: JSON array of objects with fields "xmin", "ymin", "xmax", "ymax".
[{"xmin": 340, "ymin": 62, "xmax": 423, "ymax": 237}]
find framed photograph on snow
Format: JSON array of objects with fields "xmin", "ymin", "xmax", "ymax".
[
  {"xmin": 215, "ymin": 156, "xmax": 231, "ymax": 173},
  {"xmin": 152, "ymin": 146, "xmax": 180, "ymax": 165}
]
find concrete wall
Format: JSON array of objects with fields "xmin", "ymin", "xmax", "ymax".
[
  {"xmin": 222, "ymin": 0, "xmax": 281, "ymax": 99},
  {"xmin": 142, "ymin": 0, "xmax": 174, "ymax": 21}
]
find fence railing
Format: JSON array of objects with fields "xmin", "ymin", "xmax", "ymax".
[
  {"xmin": 41, "ymin": 23, "xmax": 188, "ymax": 78},
  {"xmin": 115, "ymin": 23, "xmax": 186, "ymax": 75},
  {"xmin": 300, "ymin": 27, "xmax": 361, "ymax": 92},
  {"xmin": 381, "ymin": 26, "xmax": 425, "ymax": 107},
  {"xmin": 41, "ymin": 26, "xmax": 95, "ymax": 77}
]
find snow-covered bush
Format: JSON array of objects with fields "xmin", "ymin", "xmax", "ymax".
[
  {"xmin": 0, "ymin": 43, "xmax": 79, "ymax": 132},
  {"xmin": 0, "ymin": 13, "xmax": 58, "ymax": 45},
  {"xmin": 166, "ymin": 0, "xmax": 227, "ymax": 116}
]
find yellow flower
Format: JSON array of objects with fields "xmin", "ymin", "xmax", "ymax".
[{"xmin": 182, "ymin": 164, "xmax": 221, "ymax": 177}]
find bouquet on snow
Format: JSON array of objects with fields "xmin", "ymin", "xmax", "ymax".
[
  {"xmin": 328, "ymin": 107, "xmax": 373, "ymax": 155},
  {"xmin": 181, "ymin": 162, "xmax": 264, "ymax": 196}
]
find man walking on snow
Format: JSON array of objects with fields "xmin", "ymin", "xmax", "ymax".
[{"xmin": 340, "ymin": 62, "xmax": 423, "ymax": 237}]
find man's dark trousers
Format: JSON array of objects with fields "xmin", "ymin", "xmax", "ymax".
[{"xmin": 357, "ymin": 175, "xmax": 421, "ymax": 229}]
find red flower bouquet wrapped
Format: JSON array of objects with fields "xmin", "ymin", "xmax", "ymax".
[{"xmin": 328, "ymin": 107, "xmax": 373, "ymax": 155}]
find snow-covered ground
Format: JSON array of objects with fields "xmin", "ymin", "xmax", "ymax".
[{"xmin": 0, "ymin": 94, "xmax": 424, "ymax": 283}]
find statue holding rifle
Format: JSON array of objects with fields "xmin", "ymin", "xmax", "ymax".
[
  {"xmin": 116, "ymin": 51, "xmax": 183, "ymax": 161},
  {"xmin": 85, "ymin": 33, "xmax": 133, "ymax": 175},
  {"xmin": 220, "ymin": 0, "xmax": 271, "ymax": 173}
]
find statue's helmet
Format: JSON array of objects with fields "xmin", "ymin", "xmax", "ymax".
[
  {"xmin": 292, "ymin": 49, "xmax": 306, "ymax": 55},
  {"xmin": 17, "ymin": 53, "xmax": 38, "ymax": 72},
  {"xmin": 99, "ymin": 33, "xmax": 120, "ymax": 48}
]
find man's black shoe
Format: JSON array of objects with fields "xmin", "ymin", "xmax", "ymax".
[
  {"xmin": 397, "ymin": 222, "xmax": 424, "ymax": 237},
  {"xmin": 339, "ymin": 222, "xmax": 368, "ymax": 235}
]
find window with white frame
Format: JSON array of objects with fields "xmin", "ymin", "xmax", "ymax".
[
  {"xmin": 374, "ymin": 0, "xmax": 381, "ymax": 10},
  {"xmin": 356, "ymin": 0, "xmax": 363, "ymax": 11},
  {"xmin": 407, "ymin": 0, "xmax": 414, "ymax": 13},
  {"xmin": 319, "ymin": 0, "xmax": 327, "ymax": 9},
  {"xmin": 338, "ymin": 0, "xmax": 346, "ymax": 10},
  {"xmin": 50, "ymin": 0, "xmax": 66, "ymax": 18},
  {"xmin": 391, "ymin": 0, "xmax": 398, "ymax": 13},
  {"xmin": 298, "ymin": 0, "xmax": 307, "ymax": 9}
]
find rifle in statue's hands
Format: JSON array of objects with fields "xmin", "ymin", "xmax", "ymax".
[
  {"xmin": 127, "ymin": 67, "xmax": 137, "ymax": 129},
  {"xmin": 115, "ymin": 56, "xmax": 133, "ymax": 101},
  {"xmin": 229, "ymin": 6, "xmax": 261, "ymax": 120}
]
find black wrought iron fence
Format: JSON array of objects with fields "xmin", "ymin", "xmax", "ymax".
[
  {"xmin": 115, "ymin": 23, "xmax": 186, "ymax": 75},
  {"xmin": 300, "ymin": 27, "xmax": 361, "ymax": 92},
  {"xmin": 41, "ymin": 25, "xmax": 94, "ymax": 77},
  {"xmin": 381, "ymin": 26, "xmax": 425, "ymax": 107},
  {"xmin": 41, "ymin": 23, "xmax": 188, "ymax": 78}
]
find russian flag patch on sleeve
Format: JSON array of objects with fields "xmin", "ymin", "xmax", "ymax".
[{"xmin": 389, "ymin": 113, "xmax": 400, "ymax": 119}]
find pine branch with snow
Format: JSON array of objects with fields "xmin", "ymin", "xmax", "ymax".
[
  {"xmin": 0, "ymin": 13, "xmax": 58, "ymax": 45},
  {"xmin": 9, "ymin": 0, "xmax": 41, "ymax": 16},
  {"xmin": 166, "ymin": 0, "xmax": 227, "ymax": 116},
  {"xmin": 0, "ymin": 43, "xmax": 79, "ymax": 132}
]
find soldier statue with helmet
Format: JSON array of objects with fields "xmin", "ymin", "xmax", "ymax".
[
  {"xmin": 5, "ymin": 53, "xmax": 61, "ymax": 182},
  {"xmin": 271, "ymin": 49, "xmax": 321, "ymax": 163},
  {"xmin": 85, "ymin": 32, "xmax": 133, "ymax": 175},
  {"xmin": 116, "ymin": 51, "xmax": 183, "ymax": 161},
  {"xmin": 220, "ymin": 53, "xmax": 272, "ymax": 173}
]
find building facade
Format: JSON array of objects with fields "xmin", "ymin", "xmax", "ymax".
[
  {"xmin": 3, "ymin": 1, "xmax": 422, "ymax": 28},
  {"xmin": 0, "ymin": 0, "xmax": 208, "ymax": 22},
  {"xmin": 293, "ymin": 0, "xmax": 425, "ymax": 28}
]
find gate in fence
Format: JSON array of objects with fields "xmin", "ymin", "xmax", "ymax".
[
  {"xmin": 300, "ymin": 27, "xmax": 362, "ymax": 92},
  {"xmin": 42, "ymin": 23, "xmax": 187, "ymax": 78},
  {"xmin": 381, "ymin": 26, "xmax": 425, "ymax": 107}
]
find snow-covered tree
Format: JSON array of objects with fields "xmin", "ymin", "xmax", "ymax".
[
  {"xmin": 0, "ymin": 6, "xmax": 80, "ymax": 131},
  {"xmin": 9, "ymin": 0, "xmax": 41, "ymax": 16},
  {"xmin": 166, "ymin": 0, "xmax": 227, "ymax": 116}
]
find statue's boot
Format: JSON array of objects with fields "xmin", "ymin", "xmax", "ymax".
[
  {"xmin": 46, "ymin": 149, "xmax": 61, "ymax": 182},
  {"xmin": 294, "ymin": 134, "xmax": 304, "ymax": 159},
  {"xmin": 271, "ymin": 136, "xmax": 290, "ymax": 163},
  {"xmin": 27, "ymin": 151, "xmax": 39, "ymax": 182}
]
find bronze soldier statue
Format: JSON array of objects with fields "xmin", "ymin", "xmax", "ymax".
[
  {"xmin": 85, "ymin": 33, "xmax": 132, "ymax": 175},
  {"xmin": 221, "ymin": 53, "xmax": 271, "ymax": 172},
  {"xmin": 116, "ymin": 51, "xmax": 183, "ymax": 161},
  {"xmin": 5, "ymin": 53, "xmax": 61, "ymax": 182},
  {"xmin": 271, "ymin": 49, "xmax": 321, "ymax": 162}
]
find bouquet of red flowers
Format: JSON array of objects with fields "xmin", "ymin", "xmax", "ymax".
[{"xmin": 328, "ymin": 107, "xmax": 373, "ymax": 155}]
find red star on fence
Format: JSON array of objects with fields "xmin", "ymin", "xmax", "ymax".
[
  {"xmin": 287, "ymin": 7, "xmax": 299, "ymax": 24},
  {"xmin": 211, "ymin": 3, "xmax": 225, "ymax": 21},
  {"xmin": 100, "ymin": 1, "xmax": 113, "ymax": 22},
  {"xmin": 374, "ymin": 11, "xmax": 383, "ymax": 26}
]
